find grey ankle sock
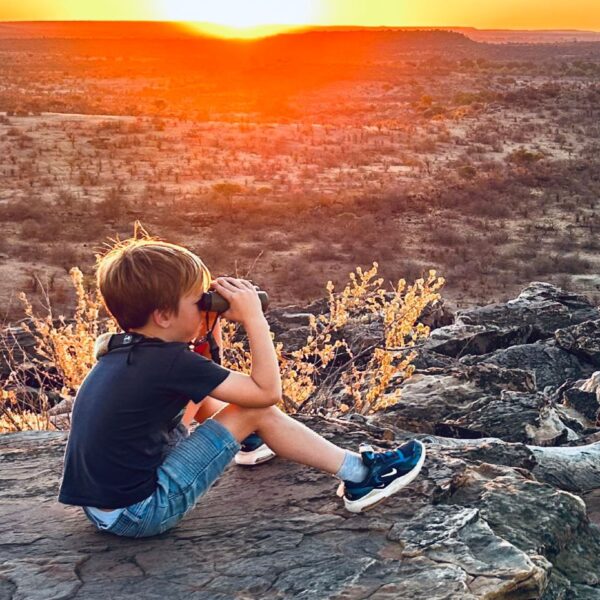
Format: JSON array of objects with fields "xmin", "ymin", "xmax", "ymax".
[{"xmin": 335, "ymin": 451, "xmax": 369, "ymax": 483}]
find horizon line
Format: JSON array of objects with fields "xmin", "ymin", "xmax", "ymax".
[{"xmin": 1, "ymin": 20, "xmax": 600, "ymax": 34}]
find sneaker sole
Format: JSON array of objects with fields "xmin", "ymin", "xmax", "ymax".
[
  {"xmin": 234, "ymin": 444, "xmax": 276, "ymax": 466},
  {"xmin": 343, "ymin": 441, "xmax": 426, "ymax": 514}
]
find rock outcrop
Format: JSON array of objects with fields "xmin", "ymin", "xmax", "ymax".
[
  {"xmin": 2, "ymin": 420, "xmax": 600, "ymax": 600},
  {"xmin": 1, "ymin": 282, "xmax": 600, "ymax": 599},
  {"xmin": 370, "ymin": 283, "xmax": 600, "ymax": 446}
]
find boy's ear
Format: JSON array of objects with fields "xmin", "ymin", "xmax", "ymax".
[{"xmin": 151, "ymin": 307, "xmax": 174, "ymax": 329}]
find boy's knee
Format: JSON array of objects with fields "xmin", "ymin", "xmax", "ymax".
[{"xmin": 242, "ymin": 404, "xmax": 282, "ymax": 425}]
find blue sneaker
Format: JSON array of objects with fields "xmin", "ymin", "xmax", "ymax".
[
  {"xmin": 234, "ymin": 432, "xmax": 276, "ymax": 466},
  {"xmin": 339, "ymin": 440, "xmax": 426, "ymax": 513}
]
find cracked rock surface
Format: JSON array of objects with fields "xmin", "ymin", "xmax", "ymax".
[{"xmin": 1, "ymin": 418, "xmax": 600, "ymax": 600}]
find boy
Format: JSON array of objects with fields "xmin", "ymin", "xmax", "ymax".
[{"xmin": 58, "ymin": 238, "xmax": 425, "ymax": 538}]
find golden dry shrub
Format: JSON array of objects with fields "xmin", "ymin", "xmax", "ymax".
[
  {"xmin": 0, "ymin": 389, "xmax": 54, "ymax": 433},
  {"xmin": 220, "ymin": 318, "xmax": 253, "ymax": 376},
  {"xmin": 1, "ymin": 267, "xmax": 117, "ymax": 432},
  {"xmin": 219, "ymin": 317, "xmax": 320, "ymax": 413},
  {"xmin": 274, "ymin": 264, "xmax": 387, "ymax": 412},
  {"xmin": 20, "ymin": 267, "xmax": 118, "ymax": 395},
  {"xmin": 221, "ymin": 262, "xmax": 444, "ymax": 416},
  {"xmin": 0, "ymin": 341, "xmax": 56, "ymax": 434},
  {"xmin": 342, "ymin": 268, "xmax": 445, "ymax": 414}
]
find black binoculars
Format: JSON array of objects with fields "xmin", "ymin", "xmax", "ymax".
[{"xmin": 197, "ymin": 289, "xmax": 269, "ymax": 313}]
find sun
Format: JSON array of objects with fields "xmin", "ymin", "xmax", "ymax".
[{"xmin": 154, "ymin": 0, "xmax": 319, "ymax": 39}]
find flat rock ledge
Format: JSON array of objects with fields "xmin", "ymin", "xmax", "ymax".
[{"xmin": 1, "ymin": 417, "xmax": 600, "ymax": 600}]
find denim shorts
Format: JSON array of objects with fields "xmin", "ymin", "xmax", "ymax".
[{"xmin": 82, "ymin": 418, "xmax": 241, "ymax": 538}]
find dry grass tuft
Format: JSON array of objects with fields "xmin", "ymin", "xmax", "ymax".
[
  {"xmin": 19, "ymin": 267, "xmax": 118, "ymax": 392},
  {"xmin": 1, "ymin": 267, "xmax": 117, "ymax": 432}
]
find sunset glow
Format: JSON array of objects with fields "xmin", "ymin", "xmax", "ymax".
[
  {"xmin": 178, "ymin": 23, "xmax": 308, "ymax": 40},
  {"xmin": 156, "ymin": 0, "xmax": 318, "ymax": 39},
  {"xmin": 2, "ymin": 0, "xmax": 600, "ymax": 31}
]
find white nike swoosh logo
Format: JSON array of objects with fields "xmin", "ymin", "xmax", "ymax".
[{"xmin": 382, "ymin": 468, "xmax": 397, "ymax": 478}]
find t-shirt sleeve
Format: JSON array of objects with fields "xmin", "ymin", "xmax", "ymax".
[{"xmin": 165, "ymin": 346, "xmax": 231, "ymax": 403}]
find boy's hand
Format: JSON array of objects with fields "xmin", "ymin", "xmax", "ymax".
[{"xmin": 211, "ymin": 277, "xmax": 263, "ymax": 325}]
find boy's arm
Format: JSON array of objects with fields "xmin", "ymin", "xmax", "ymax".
[
  {"xmin": 207, "ymin": 277, "xmax": 282, "ymax": 408},
  {"xmin": 209, "ymin": 315, "xmax": 282, "ymax": 408}
]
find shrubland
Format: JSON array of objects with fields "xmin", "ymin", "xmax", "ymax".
[{"xmin": 0, "ymin": 255, "xmax": 444, "ymax": 433}]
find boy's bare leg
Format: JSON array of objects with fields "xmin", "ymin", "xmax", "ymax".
[
  {"xmin": 181, "ymin": 402, "xmax": 199, "ymax": 427},
  {"xmin": 182, "ymin": 397, "xmax": 228, "ymax": 427},
  {"xmin": 212, "ymin": 404, "xmax": 346, "ymax": 475}
]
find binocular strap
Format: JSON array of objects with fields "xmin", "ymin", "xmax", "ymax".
[{"xmin": 193, "ymin": 312, "xmax": 222, "ymax": 365}]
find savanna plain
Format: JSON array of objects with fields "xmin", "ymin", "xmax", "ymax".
[{"xmin": 1, "ymin": 22, "xmax": 600, "ymax": 322}]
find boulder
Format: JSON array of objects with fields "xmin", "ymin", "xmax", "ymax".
[
  {"xmin": 388, "ymin": 505, "xmax": 548, "ymax": 598},
  {"xmin": 415, "ymin": 282, "xmax": 599, "ymax": 361},
  {"xmin": 555, "ymin": 319, "xmax": 600, "ymax": 366},
  {"xmin": 422, "ymin": 322, "xmax": 534, "ymax": 358},
  {"xmin": 373, "ymin": 363, "xmax": 537, "ymax": 438},
  {"xmin": 413, "ymin": 298, "xmax": 455, "ymax": 330},
  {"xmin": 564, "ymin": 388, "xmax": 599, "ymax": 422},
  {"xmin": 445, "ymin": 461, "xmax": 600, "ymax": 596},
  {"xmin": 334, "ymin": 318, "xmax": 384, "ymax": 356},
  {"xmin": 273, "ymin": 324, "xmax": 312, "ymax": 352},
  {"xmin": 0, "ymin": 321, "xmax": 41, "ymax": 379},
  {"xmin": 421, "ymin": 436, "xmax": 537, "ymax": 472},
  {"xmin": 530, "ymin": 441, "xmax": 600, "ymax": 493},
  {"xmin": 460, "ymin": 341, "xmax": 589, "ymax": 391},
  {"xmin": 409, "ymin": 348, "xmax": 458, "ymax": 371},
  {"xmin": 438, "ymin": 391, "xmax": 576, "ymax": 445},
  {"xmin": 457, "ymin": 282, "xmax": 600, "ymax": 338},
  {"xmin": 553, "ymin": 402, "xmax": 596, "ymax": 436}
]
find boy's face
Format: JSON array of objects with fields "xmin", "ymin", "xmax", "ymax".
[{"xmin": 163, "ymin": 289, "xmax": 205, "ymax": 343}]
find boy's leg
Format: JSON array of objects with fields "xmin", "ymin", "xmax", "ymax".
[
  {"xmin": 101, "ymin": 418, "xmax": 242, "ymax": 538},
  {"xmin": 211, "ymin": 404, "xmax": 346, "ymax": 475},
  {"xmin": 181, "ymin": 397, "xmax": 227, "ymax": 427},
  {"xmin": 211, "ymin": 405, "xmax": 426, "ymax": 514},
  {"xmin": 183, "ymin": 399, "xmax": 277, "ymax": 466},
  {"xmin": 151, "ymin": 404, "xmax": 422, "ymax": 533}
]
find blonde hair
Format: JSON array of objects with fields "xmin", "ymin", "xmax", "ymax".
[{"xmin": 96, "ymin": 238, "xmax": 211, "ymax": 331}]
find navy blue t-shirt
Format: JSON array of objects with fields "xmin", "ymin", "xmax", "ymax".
[{"xmin": 58, "ymin": 338, "xmax": 231, "ymax": 509}]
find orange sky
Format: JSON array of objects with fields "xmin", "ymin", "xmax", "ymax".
[{"xmin": 2, "ymin": 0, "xmax": 600, "ymax": 32}]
